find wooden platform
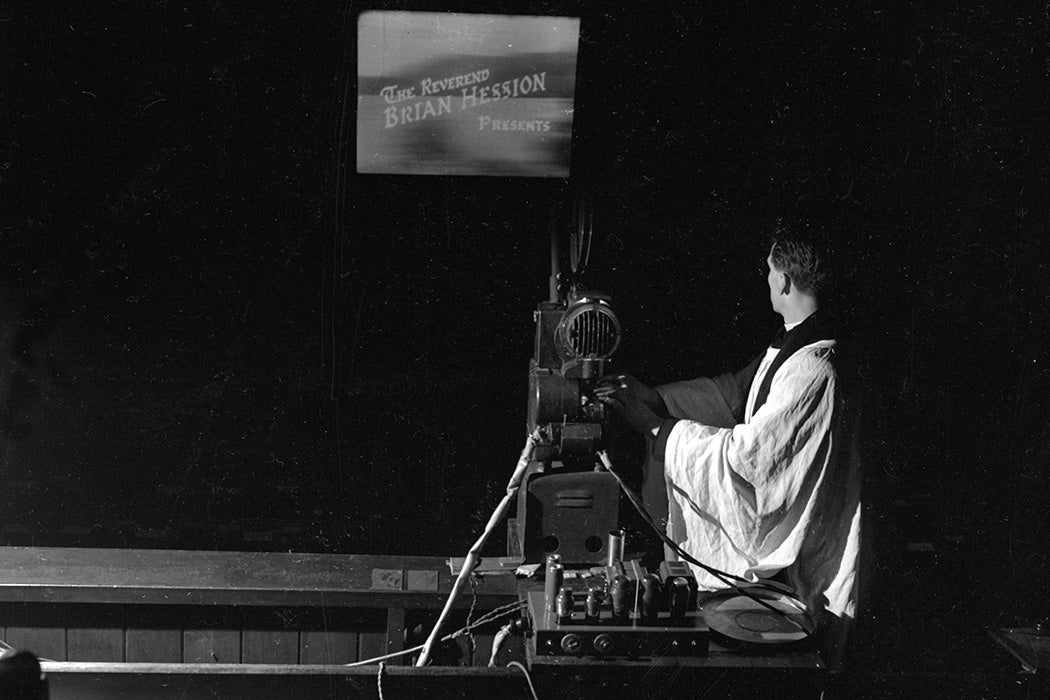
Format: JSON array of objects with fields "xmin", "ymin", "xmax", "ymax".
[
  {"xmin": 39, "ymin": 662, "xmax": 535, "ymax": 700},
  {"xmin": 0, "ymin": 547, "xmax": 517, "ymax": 666},
  {"xmin": 0, "ymin": 547, "xmax": 840, "ymax": 699},
  {"xmin": 37, "ymin": 659, "xmax": 829, "ymax": 700}
]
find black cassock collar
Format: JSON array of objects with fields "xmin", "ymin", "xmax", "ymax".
[{"xmin": 750, "ymin": 311, "xmax": 836, "ymax": 416}]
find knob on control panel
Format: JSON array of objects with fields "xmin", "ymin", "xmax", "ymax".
[
  {"xmin": 560, "ymin": 633, "xmax": 583, "ymax": 654},
  {"xmin": 592, "ymin": 633, "xmax": 615, "ymax": 655}
]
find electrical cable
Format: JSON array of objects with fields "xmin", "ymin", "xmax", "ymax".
[
  {"xmin": 488, "ymin": 622, "xmax": 514, "ymax": 667},
  {"xmin": 506, "ymin": 661, "xmax": 540, "ymax": 700},
  {"xmin": 596, "ymin": 450, "xmax": 813, "ymax": 635},
  {"xmin": 415, "ymin": 431, "xmax": 541, "ymax": 666},
  {"xmin": 466, "ymin": 573, "xmax": 480, "ymax": 665},
  {"xmin": 345, "ymin": 600, "xmax": 526, "ymax": 667},
  {"xmin": 469, "ymin": 600, "xmax": 528, "ymax": 628}
]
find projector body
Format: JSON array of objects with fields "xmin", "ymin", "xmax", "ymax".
[
  {"xmin": 517, "ymin": 291, "xmax": 622, "ymax": 565},
  {"xmin": 526, "ymin": 292, "xmax": 619, "ymax": 464}
]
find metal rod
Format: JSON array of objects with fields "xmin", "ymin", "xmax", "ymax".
[{"xmin": 416, "ymin": 431, "xmax": 541, "ymax": 666}]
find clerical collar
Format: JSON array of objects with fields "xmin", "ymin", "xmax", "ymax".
[
  {"xmin": 752, "ymin": 311, "xmax": 836, "ymax": 414},
  {"xmin": 769, "ymin": 311, "xmax": 825, "ymax": 349}
]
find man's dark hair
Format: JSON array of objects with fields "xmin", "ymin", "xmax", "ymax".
[{"xmin": 769, "ymin": 220, "xmax": 830, "ymax": 297}]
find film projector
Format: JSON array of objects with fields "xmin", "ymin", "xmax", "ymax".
[
  {"xmin": 514, "ymin": 212, "xmax": 622, "ymax": 567},
  {"xmin": 513, "ymin": 218, "xmax": 713, "ymax": 660},
  {"xmin": 423, "ymin": 210, "xmax": 814, "ymax": 669}
]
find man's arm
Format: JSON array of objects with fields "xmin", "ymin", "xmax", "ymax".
[{"xmin": 654, "ymin": 351, "xmax": 765, "ymax": 428}]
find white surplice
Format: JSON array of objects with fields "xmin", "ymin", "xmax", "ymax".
[{"xmin": 658, "ymin": 339, "xmax": 862, "ymax": 618}]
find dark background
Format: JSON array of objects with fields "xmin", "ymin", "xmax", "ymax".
[{"xmin": 4, "ymin": 0, "xmax": 1049, "ymax": 683}]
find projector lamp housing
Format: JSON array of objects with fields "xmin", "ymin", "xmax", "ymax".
[{"xmin": 527, "ymin": 291, "xmax": 620, "ymax": 462}]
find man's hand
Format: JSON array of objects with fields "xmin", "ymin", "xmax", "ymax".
[
  {"xmin": 595, "ymin": 374, "xmax": 663, "ymax": 411},
  {"xmin": 600, "ymin": 388, "xmax": 663, "ymax": 436}
]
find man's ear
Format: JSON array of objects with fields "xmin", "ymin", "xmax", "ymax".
[{"xmin": 779, "ymin": 272, "xmax": 792, "ymax": 296}]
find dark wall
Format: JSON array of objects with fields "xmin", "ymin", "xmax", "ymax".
[
  {"xmin": 3, "ymin": 1, "xmax": 1048, "ymax": 619},
  {"xmin": 5, "ymin": 2, "xmax": 344, "ymax": 550}
]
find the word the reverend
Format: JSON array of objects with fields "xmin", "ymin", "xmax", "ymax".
[{"xmin": 381, "ymin": 71, "xmax": 547, "ymax": 129}]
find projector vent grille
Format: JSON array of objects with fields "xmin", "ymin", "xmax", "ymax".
[{"xmin": 561, "ymin": 304, "xmax": 620, "ymax": 360}]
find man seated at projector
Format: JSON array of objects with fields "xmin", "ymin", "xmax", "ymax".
[{"xmin": 598, "ymin": 226, "xmax": 861, "ymax": 653}]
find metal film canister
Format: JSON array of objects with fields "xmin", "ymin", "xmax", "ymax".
[
  {"xmin": 544, "ymin": 562, "xmax": 564, "ymax": 614},
  {"xmin": 606, "ymin": 529, "xmax": 625, "ymax": 567}
]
